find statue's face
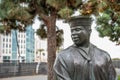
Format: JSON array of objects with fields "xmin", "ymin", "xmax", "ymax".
[{"xmin": 71, "ymin": 26, "xmax": 90, "ymax": 46}]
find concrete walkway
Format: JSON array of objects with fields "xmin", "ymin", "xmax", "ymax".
[
  {"xmin": 116, "ymin": 68, "xmax": 120, "ymax": 76},
  {"xmin": 0, "ymin": 75, "xmax": 47, "ymax": 80},
  {"xmin": 0, "ymin": 68, "xmax": 120, "ymax": 80}
]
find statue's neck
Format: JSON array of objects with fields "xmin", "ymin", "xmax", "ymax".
[
  {"xmin": 76, "ymin": 42, "xmax": 90, "ymax": 48},
  {"xmin": 76, "ymin": 43, "xmax": 90, "ymax": 55}
]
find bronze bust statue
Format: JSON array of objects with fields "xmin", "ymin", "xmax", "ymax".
[{"xmin": 53, "ymin": 16, "xmax": 117, "ymax": 80}]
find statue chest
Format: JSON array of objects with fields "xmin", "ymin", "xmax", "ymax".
[{"xmin": 71, "ymin": 51, "xmax": 107, "ymax": 68}]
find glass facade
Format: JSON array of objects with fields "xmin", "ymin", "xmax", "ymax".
[
  {"xmin": 26, "ymin": 25, "xmax": 35, "ymax": 62},
  {"xmin": 12, "ymin": 30, "xmax": 17, "ymax": 61},
  {"xmin": 0, "ymin": 25, "xmax": 35, "ymax": 63},
  {"xmin": 11, "ymin": 25, "xmax": 34, "ymax": 63}
]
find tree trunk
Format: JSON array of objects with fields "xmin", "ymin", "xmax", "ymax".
[{"xmin": 47, "ymin": 17, "xmax": 56, "ymax": 80}]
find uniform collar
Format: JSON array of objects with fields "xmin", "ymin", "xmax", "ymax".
[{"xmin": 72, "ymin": 43, "xmax": 94, "ymax": 61}]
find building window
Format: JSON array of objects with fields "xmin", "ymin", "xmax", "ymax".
[
  {"xmin": 3, "ymin": 38, "xmax": 5, "ymax": 41},
  {"xmin": 9, "ymin": 44, "xmax": 11, "ymax": 47},
  {"xmin": 6, "ymin": 50, "xmax": 8, "ymax": 54},
  {"xmin": 3, "ymin": 49, "xmax": 4, "ymax": 53},
  {"xmin": 9, "ymin": 39, "xmax": 11, "ymax": 42},
  {"xmin": 6, "ymin": 38, "xmax": 8, "ymax": 42},
  {"xmin": 3, "ymin": 56, "xmax": 10, "ymax": 62},
  {"xmin": 6, "ymin": 44, "xmax": 8, "ymax": 48},
  {"xmin": 3, "ymin": 56, "xmax": 7, "ymax": 60},
  {"xmin": 9, "ymin": 50, "xmax": 11, "ymax": 54}
]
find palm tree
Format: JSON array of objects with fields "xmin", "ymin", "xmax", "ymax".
[
  {"xmin": 37, "ymin": 48, "xmax": 44, "ymax": 62},
  {"xmin": 36, "ymin": 48, "xmax": 44, "ymax": 74}
]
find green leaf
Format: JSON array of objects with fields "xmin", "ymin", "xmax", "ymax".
[
  {"xmin": 75, "ymin": 0, "xmax": 82, "ymax": 7},
  {"xmin": 58, "ymin": 7, "xmax": 74, "ymax": 19},
  {"xmin": 0, "ymin": 25, "xmax": 4, "ymax": 33},
  {"xmin": 46, "ymin": 0, "xmax": 67, "ymax": 10},
  {"xmin": 56, "ymin": 29, "xmax": 64, "ymax": 47},
  {"xmin": 36, "ymin": 24, "xmax": 47, "ymax": 39}
]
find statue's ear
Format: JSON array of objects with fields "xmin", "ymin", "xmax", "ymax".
[
  {"xmin": 90, "ymin": 29, "xmax": 92, "ymax": 33},
  {"xmin": 87, "ymin": 27, "xmax": 92, "ymax": 33}
]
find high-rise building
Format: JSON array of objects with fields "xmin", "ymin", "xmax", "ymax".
[
  {"xmin": 26, "ymin": 26, "xmax": 35, "ymax": 62},
  {"xmin": 0, "ymin": 25, "xmax": 35, "ymax": 63}
]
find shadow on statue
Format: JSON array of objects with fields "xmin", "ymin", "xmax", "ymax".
[{"xmin": 53, "ymin": 16, "xmax": 117, "ymax": 80}]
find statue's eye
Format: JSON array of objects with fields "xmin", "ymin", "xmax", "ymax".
[{"xmin": 76, "ymin": 28, "xmax": 82, "ymax": 31}]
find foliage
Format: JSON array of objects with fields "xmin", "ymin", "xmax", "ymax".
[
  {"xmin": 0, "ymin": 25, "xmax": 4, "ymax": 32},
  {"xmin": 58, "ymin": 7, "xmax": 74, "ymax": 19},
  {"xmin": 112, "ymin": 58, "xmax": 120, "ymax": 60},
  {"xmin": 96, "ymin": 1, "xmax": 120, "ymax": 45},
  {"xmin": 36, "ymin": 24, "xmax": 47, "ymax": 39},
  {"xmin": 0, "ymin": 0, "xmax": 33, "ymax": 34},
  {"xmin": 36, "ymin": 24, "xmax": 64, "ymax": 48},
  {"xmin": 46, "ymin": 0, "xmax": 67, "ymax": 10},
  {"xmin": 37, "ymin": 48, "xmax": 44, "ymax": 52},
  {"xmin": 118, "ymin": 75, "xmax": 120, "ymax": 80},
  {"xmin": 56, "ymin": 28, "xmax": 64, "ymax": 47}
]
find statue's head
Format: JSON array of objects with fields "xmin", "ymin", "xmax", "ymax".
[{"xmin": 68, "ymin": 16, "xmax": 93, "ymax": 47}]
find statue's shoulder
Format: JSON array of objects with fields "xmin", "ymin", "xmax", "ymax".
[
  {"xmin": 57, "ymin": 45, "xmax": 74, "ymax": 58},
  {"xmin": 92, "ymin": 44, "xmax": 111, "ymax": 60},
  {"xmin": 60, "ymin": 45, "xmax": 74, "ymax": 53}
]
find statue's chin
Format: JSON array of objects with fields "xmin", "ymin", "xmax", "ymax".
[{"xmin": 74, "ymin": 43, "xmax": 81, "ymax": 47}]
